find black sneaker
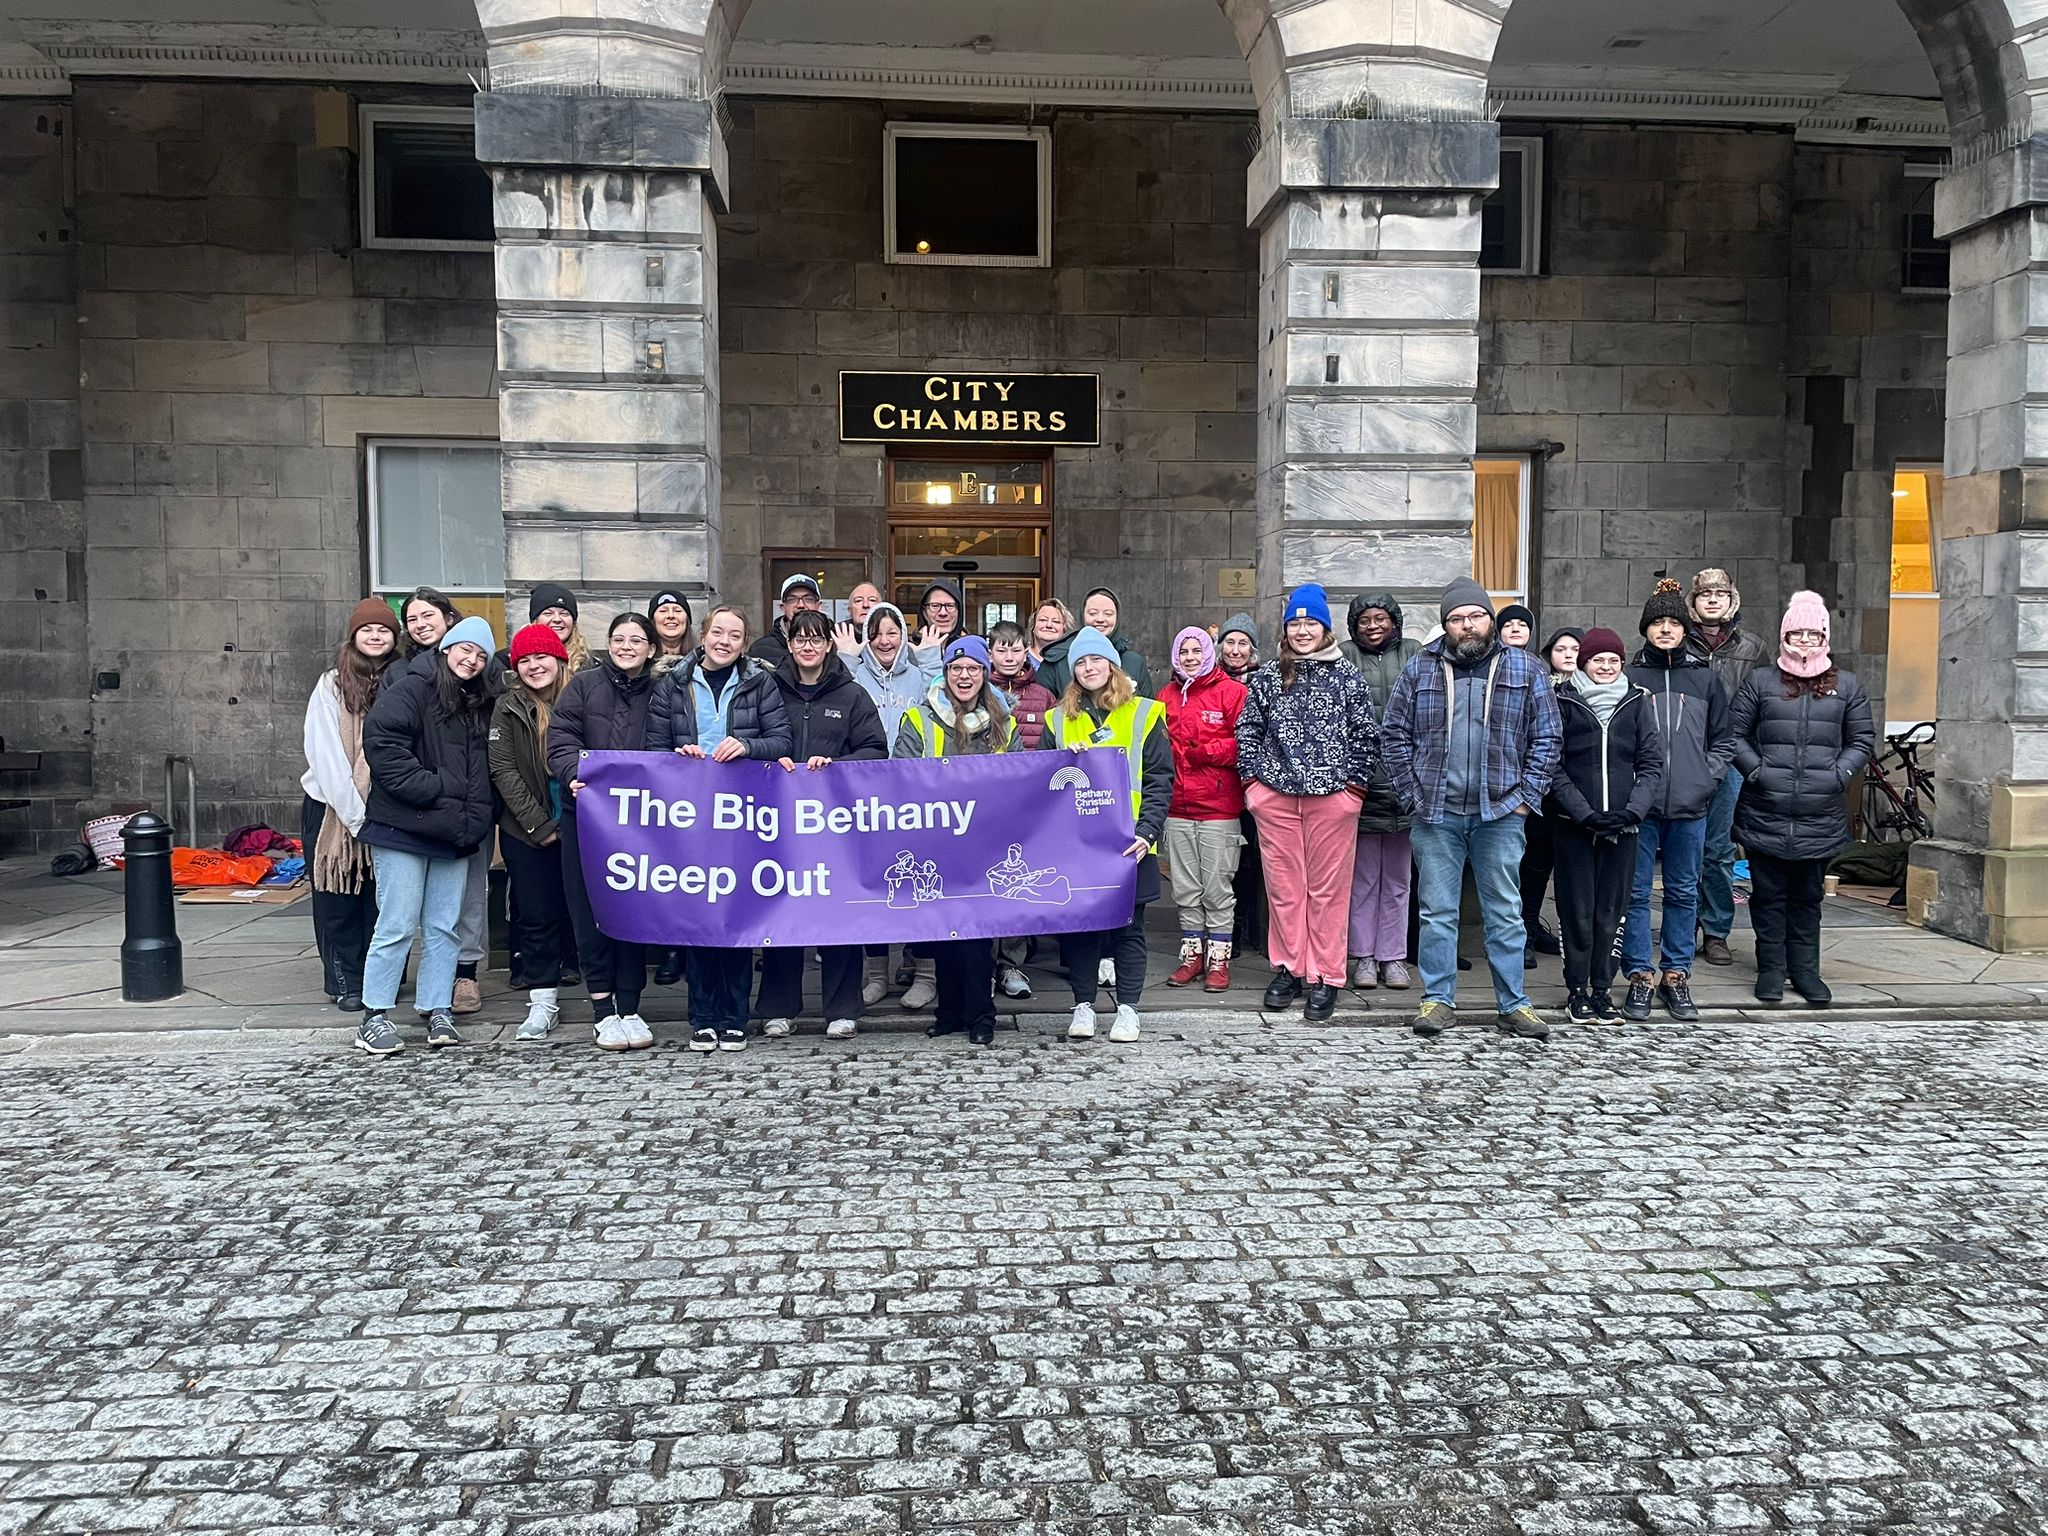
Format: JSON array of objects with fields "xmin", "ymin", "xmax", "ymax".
[
  {"xmin": 717, "ymin": 1027, "xmax": 747, "ymax": 1052},
  {"xmin": 1623, "ymin": 974, "xmax": 1656, "ymax": 1021},
  {"xmin": 1592, "ymin": 991, "xmax": 1621, "ymax": 1023},
  {"xmin": 689, "ymin": 1026, "xmax": 718, "ymax": 1052},
  {"xmin": 1566, "ymin": 991, "xmax": 1597, "ymax": 1024},
  {"xmin": 1262, "ymin": 968, "xmax": 1303, "ymax": 1010},
  {"xmin": 425, "ymin": 1011, "xmax": 462, "ymax": 1048},
  {"xmin": 1303, "ymin": 982, "xmax": 1338, "ymax": 1022},
  {"xmin": 1658, "ymin": 973, "xmax": 1700, "ymax": 1021}
]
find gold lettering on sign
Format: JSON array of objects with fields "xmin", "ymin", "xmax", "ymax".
[
  {"xmin": 872, "ymin": 404, "xmax": 896, "ymax": 430},
  {"xmin": 924, "ymin": 376, "xmax": 948, "ymax": 402},
  {"xmin": 1049, "ymin": 411, "xmax": 1067, "ymax": 432}
]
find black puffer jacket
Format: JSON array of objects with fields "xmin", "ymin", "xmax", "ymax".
[
  {"xmin": 645, "ymin": 652, "xmax": 795, "ymax": 758},
  {"xmin": 1624, "ymin": 640, "xmax": 1732, "ymax": 820},
  {"xmin": 1338, "ymin": 591, "xmax": 1421, "ymax": 835},
  {"xmin": 771, "ymin": 654, "xmax": 889, "ymax": 763},
  {"xmin": 361, "ymin": 665, "xmax": 496, "ymax": 857},
  {"xmin": 1545, "ymin": 682, "xmax": 1665, "ymax": 826},
  {"xmin": 1729, "ymin": 664, "xmax": 1875, "ymax": 862},
  {"xmin": 546, "ymin": 660, "xmax": 655, "ymax": 790}
]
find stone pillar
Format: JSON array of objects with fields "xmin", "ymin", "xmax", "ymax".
[
  {"xmin": 472, "ymin": 3, "xmax": 728, "ymax": 626},
  {"xmin": 1248, "ymin": 117, "xmax": 1496, "ymax": 622},
  {"xmin": 1909, "ymin": 151, "xmax": 2048, "ymax": 949}
]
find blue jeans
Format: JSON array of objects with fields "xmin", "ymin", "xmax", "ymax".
[
  {"xmin": 363, "ymin": 845, "xmax": 470, "ymax": 1013},
  {"xmin": 1412, "ymin": 812, "xmax": 1529, "ymax": 1013},
  {"xmin": 1621, "ymin": 814, "xmax": 1708, "ymax": 976},
  {"xmin": 1699, "ymin": 768, "xmax": 1743, "ymax": 940}
]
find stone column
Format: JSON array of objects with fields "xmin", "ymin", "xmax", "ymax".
[
  {"xmin": 1248, "ymin": 117, "xmax": 1496, "ymax": 621},
  {"xmin": 472, "ymin": 3, "xmax": 728, "ymax": 626},
  {"xmin": 1909, "ymin": 152, "xmax": 2048, "ymax": 949}
]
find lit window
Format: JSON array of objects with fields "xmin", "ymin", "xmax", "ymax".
[
  {"xmin": 1473, "ymin": 457, "xmax": 1530, "ymax": 605},
  {"xmin": 885, "ymin": 125, "xmax": 1050, "ymax": 268},
  {"xmin": 1480, "ymin": 138, "xmax": 1543, "ymax": 276},
  {"xmin": 1902, "ymin": 164, "xmax": 1949, "ymax": 295},
  {"xmin": 360, "ymin": 105, "xmax": 493, "ymax": 252},
  {"xmin": 367, "ymin": 439, "xmax": 504, "ymax": 596},
  {"xmin": 1886, "ymin": 465, "xmax": 1943, "ymax": 729}
]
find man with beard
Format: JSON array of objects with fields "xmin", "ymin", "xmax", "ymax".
[
  {"xmin": 1687, "ymin": 567, "xmax": 1773, "ymax": 967},
  {"xmin": 1381, "ymin": 577, "xmax": 1562, "ymax": 1042}
]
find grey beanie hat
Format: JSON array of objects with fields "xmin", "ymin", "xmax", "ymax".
[
  {"xmin": 1438, "ymin": 576, "xmax": 1494, "ymax": 624},
  {"xmin": 1218, "ymin": 611, "xmax": 1258, "ymax": 645}
]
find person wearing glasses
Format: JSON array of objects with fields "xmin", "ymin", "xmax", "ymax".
[
  {"xmin": 751, "ymin": 572, "xmax": 823, "ymax": 668},
  {"xmin": 1380, "ymin": 577, "xmax": 1561, "ymax": 1043},
  {"xmin": 1726, "ymin": 592, "xmax": 1873, "ymax": 1008},
  {"xmin": 910, "ymin": 579, "xmax": 966, "ymax": 669}
]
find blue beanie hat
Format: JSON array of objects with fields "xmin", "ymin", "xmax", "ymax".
[
  {"xmin": 1066, "ymin": 627, "xmax": 1122, "ymax": 672},
  {"xmin": 941, "ymin": 635, "xmax": 992, "ymax": 672},
  {"xmin": 1283, "ymin": 584, "xmax": 1333, "ymax": 632},
  {"xmin": 439, "ymin": 615, "xmax": 496, "ymax": 654}
]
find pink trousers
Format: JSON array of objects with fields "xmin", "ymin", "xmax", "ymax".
[{"xmin": 1248, "ymin": 782, "xmax": 1361, "ymax": 986}]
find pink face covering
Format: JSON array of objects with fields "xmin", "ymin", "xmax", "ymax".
[{"xmin": 1779, "ymin": 638, "xmax": 1831, "ymax": 679}]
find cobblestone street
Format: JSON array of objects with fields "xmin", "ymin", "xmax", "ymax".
[{"xmin": 1, "ymin": 1016, "xmax": 2045, "ymax": 1534}]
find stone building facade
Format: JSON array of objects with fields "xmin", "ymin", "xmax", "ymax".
[{"xmin": 3, "ymin": 0, "xmax": 2048, "ymax": 950}]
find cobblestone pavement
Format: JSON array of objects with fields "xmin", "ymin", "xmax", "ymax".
[{"xmin": 2, "ymin": 1015, "xmax": 2045, "ymax": 1535}]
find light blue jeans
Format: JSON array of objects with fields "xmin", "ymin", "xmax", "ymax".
[
  {"xmin": 1412, "ymin": 811, "xmax": 1530, "ymax": 1013},
  {"xmin": 364, "ymin": 845, "xmax": 470, "ymax": 1014},
  {"xmin": 1699, "ymin": 768, "xmax": 1743, "ymax": 941},
  {"xmin": 1622, "ymin": 814, "xmax": 1708, "ymax": 976}
]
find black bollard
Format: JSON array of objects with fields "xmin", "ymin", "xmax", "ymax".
[{"xmin": 120, "ymin": 811, "xmax": 184, "ymax": 1002}]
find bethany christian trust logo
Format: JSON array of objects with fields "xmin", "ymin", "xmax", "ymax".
[{"xmin": 1049, "ymin": 763, "xmax": 1119, "ymax": 818}]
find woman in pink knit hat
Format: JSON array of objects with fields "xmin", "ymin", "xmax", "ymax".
[{"xmin": 1724, "ymin": 591, "xmax": 1874, "ymax": 1006}]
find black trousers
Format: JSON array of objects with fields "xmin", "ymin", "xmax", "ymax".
[
  {"xmin": 499, "ymin": 833, "xmax": 568, "ymax": 989},
  {"xmin": 1521, "ymin": 811, "xmax": 1556, "ymax": 931},
  {"xmin": 1748, "ymin": 849, "xmax": 1828, "ymax": 975},
  {"xmin": 1062, "ymin": 905, "xmax": 1150, "ymax": 1007},
  {"xmin": 1550, "ymin": 820, "xmax": 1635, "ymax": 996},
  {"xmin": 559, "ymin": 807, "xmax": 645, "ymax": 1007},
  {"xmin": 933, "ymin": 939, "xmax": 996, "ymax": 1035},
  {"xmin": 301, "ymin": 794, "xmax": 376, "ymax": 999},
  {"xmin": 755, "ymin": 944, "xmax": 863, "ymax": 1022},
  {"xmin": 687, "ymin": 947, "xmax": 753, "ymax": 1030},
  {"xmin": 1231, "ymin": 810, "xmax": 1268, "ymax": 951}
]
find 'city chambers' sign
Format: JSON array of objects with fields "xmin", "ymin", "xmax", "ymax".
[{"xmin": 840, "ymin": 371, "xmax": 1101, "ymax": 447}]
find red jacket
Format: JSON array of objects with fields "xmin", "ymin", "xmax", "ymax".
[
  {"xmin": 1161, "ymin": 668, "xmax": 1247, "ymax": 819},
  {"xmin": 991, "ymin": 664, "xmax": 1057, "ymax": 751}
]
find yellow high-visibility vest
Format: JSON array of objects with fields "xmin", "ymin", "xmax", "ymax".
[
  {"xmin": 1050, "ymin": 696, "xmax": 1164, "ymax": 848},
  {"xmin": 902, "ymin": 706, "xmax": 1016, "ymax": 757}
]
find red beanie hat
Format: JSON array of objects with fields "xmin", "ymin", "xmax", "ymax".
[
  {"xmin": 509, "ymin": 622, "xmax": 569, "ymax": 664},
  {"xmin": 1581, "ymin": 627, "xmax": 1627, "ymax": 662}
]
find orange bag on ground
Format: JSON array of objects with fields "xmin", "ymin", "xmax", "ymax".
[{"xmin": 169, "ymin": 848, "xmax": 276, "ymax": 887}]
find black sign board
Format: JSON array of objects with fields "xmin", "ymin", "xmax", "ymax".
[{"xmin": 840, "ymin": 371, "xmax": 1100, "ymax": 447}]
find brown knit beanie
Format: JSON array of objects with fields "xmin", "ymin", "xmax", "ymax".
[{"xmin": 347, "ymin": 596, "xmax": 397, "ymax": 640}]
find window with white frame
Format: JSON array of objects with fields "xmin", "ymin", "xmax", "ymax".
[
  {"xmin": 884, "ymin": 124, "xmax": 1051, "ymax": 268},
  {"xmin": 1473, "ymin": 456, "xmax": 1531, "ymax": 607},
  {"xmin": 360, "ymin": 104, "xmax": 493, "ymax": 252},
  {"xmin": 1480, "ymin": 137, "xmax": 1544, "ymax": 275},
  {"xmin": 367, "ymin": 439, "xmax": 504, "ymax": 595},
  {"xmin": 1902, "ymin": 163, "xmax": 1949, "ymax": 295}
]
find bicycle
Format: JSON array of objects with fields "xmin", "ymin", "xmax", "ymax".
[{"xmin": 1860, "ymin": 721, "xmax": 1936, "ymax": 842}]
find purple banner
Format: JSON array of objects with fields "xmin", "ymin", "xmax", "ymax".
[{"xmin": 574, "ymin": 748, "xmax": 1139, "ymax": 947}]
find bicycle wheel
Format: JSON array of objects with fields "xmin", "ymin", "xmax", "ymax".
[
  {"xmin": 1861, "ymin": 778, "xmax": 1896, "ymax": 842},
  {"xmin": 1902, "ymin": 793, "xmax": 1934, "ymax": 841}
]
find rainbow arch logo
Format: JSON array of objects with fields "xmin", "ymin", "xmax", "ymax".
[{"xmin": 1048, "ymin": 766, "xmax": 1092, "ymax": 792}]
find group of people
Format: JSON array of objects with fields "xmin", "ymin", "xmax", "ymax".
[{"xmin": 300, "ymin": 559, "xmax": 1871, "ymax": 1056}]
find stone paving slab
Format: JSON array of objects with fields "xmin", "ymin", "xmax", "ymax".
[{"xmin": 0, "ymin": 1016, "xmax": 2044, "ymax": 1533}]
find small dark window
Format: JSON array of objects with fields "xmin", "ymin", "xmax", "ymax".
[
  {"xmin": 1480, "ymin": 138, "xmax": 1542, "ymax": 275},
  {"xmin": 887, "ymin": 126, "xmax": 1048, "ymax": 266},
  {"xmin": 1903, "ymin": 168, "xmax": 1949, "ymax": 294},
  {"xmin": 364, "ymin": 110, "xmax": 493, "ymax": 249}
]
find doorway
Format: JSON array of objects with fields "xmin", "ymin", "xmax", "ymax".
[{"xmin": 886, "ymin": 452, "xmax": 1051, "ymax": 632}]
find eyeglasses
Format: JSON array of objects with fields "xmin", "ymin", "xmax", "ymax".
[
  {"xmin": 1445, "ymin": 611, "xmax": 1490, "ymax": 627},
  {"xmin": 790, "ymin": 634, "xmax": 830, "ymax": 648},
  {"xmin": 1785, "ymin": 629, "xmax": 1825, "ymax": 644}
]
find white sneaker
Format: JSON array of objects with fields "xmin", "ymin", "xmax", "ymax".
[
  {"xmin": 593, "ymin": 1016, "xmax": 632, "ymax": 1052},
  {"xmin": 1097, "ymin": 958, "xmax": 1115, "ymax": 987},
  {"xmin": 1068, "ymin": 1003, "xmax": 1097, "ymax": 1039},
  {"xmin": 901, "ymin": 960, "xmax": 938, "ymax": 1011},
  {"xmin": 516, "ymin": 999, "xmax": 559, "ymax": 1041},
  {"xmin": 1109, "ymin": 1004, "xmax": 1141, "ymax": 1043},
  {"xmin": 763, "ymin": 1017, "xmax": 793, "ymax": 1038},
  {"xmin": 825, "ymin": 1018, "xmax": 857, "ymax": 1040},
  {"xmin": 619, "ymin": 1012, "xmax": 653, "ymax": 1049},
  {"xmin": 999, "ymin": 964, "xmax": 1032, "ymax": 999}
]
